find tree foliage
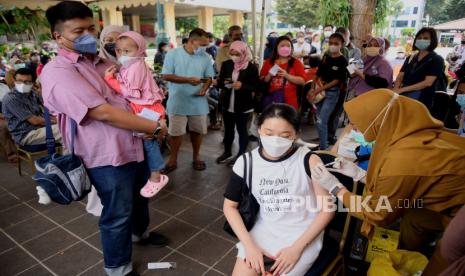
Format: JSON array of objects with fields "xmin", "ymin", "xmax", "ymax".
[
  {"xmin": 175, "ymin": 17, "xmax": 198, "ymax": 36},
  {"xmin": 213, "ymin": 15, "xmax": 230, "ymax": 39},
  {"xmin": 275, "ymin": 0, "xmax": 320, "ymax": 28},
  {"xmin": 0, "ymin": 6, "xmax": 50, "ymax": 41},
  {"xmin": 425, "ymin": 0, "xmax": 465, "ymax": 25}
]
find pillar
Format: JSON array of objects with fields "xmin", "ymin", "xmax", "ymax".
[
  {"xmin": 103, "ymin": 7, "xmax": 123, "ymax": 26},
  {"xmin": 229, "ymin": 10, "xmax": 244, "ymax": 27},
  {"xmin": 131, "ymin": 15, "xmax": 141, "ymax": 32},
  {"xmin": 198, "ymin": 7, "xmax": 213, "ymax": 32},
  {"xmin": 165, "ymin": 3, "xmax": 176, "ymax": 45},
  {"xmin": 101, "ymin": 9, "xmax": 110, "ymax": 26}
]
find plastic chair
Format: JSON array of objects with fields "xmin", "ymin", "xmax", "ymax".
[
  {"xmin": 305, "ymin": 151, "xmax": 359, "ymax": 276},
  {"xmin": 16, "ymin": 143, "xmax": 62, "ymax": 176}
]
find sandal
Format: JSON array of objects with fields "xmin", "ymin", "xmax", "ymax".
[
  {"xmin": 140, "ymin": 175, "xmax": 169, "ymax": 198},
  {"xmin": 192, "ymin": 160, "xmax": 206, "ymax": 171},
  {"xmin": 161, "ymin": 164, "xmax": 177, "ymax": 174}
]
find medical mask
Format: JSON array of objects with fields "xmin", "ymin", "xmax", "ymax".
[
  {"xmin": 230, "ymin": 56, "xmax": 241, "ymax": 63},
  {"xmin": 118, "ymin": 55, "xmax": 139, "ymax": 67},
  {"xmin": 415, "ymin": 39, "xmax": 430, "ymax": 51},
  {"xmin": 297, "ymin": 37, "xmax": 305, "ymax": 44},
  {"xmin": 456, "ymin": 94, "xmax": 465, "ymax": 110},
  {"xmin": 104, "ymin": 42, "xmax": 116, "ymax": 57},
  {"xmin": 15, "ymin": 83, "xmax": 33, "ymax": 93},
  {"xmin": 324, "ymin": 31, "xmax": 332, "ymax": 37},
  {"xmin": 260, "ymin": 135, "xmax": 294, "ymax": 158},
  {"xmin": 209, "ymin": 42, "xmax": 215, "ymax": 47},
  {"xmin": 350, "ymin": 129, "xmax": 374, "ymax": 148},
  {"xmin": 14, "ymin": 63, "xmax": 26, "ymax": 70},
  {"xmin": 365, "ymin": 47, "xmax": 380, "ymax": 57},
  {"xmin": 362, "ymin": 93, "xmax": 399, "ymax": 141},
  {"xmin": 329, "ymin": 45, "xmax": 340, "ymax": 54},
  {"xmin": 71, "ymin": 33, "xmax": 98, "ymax": 54},
  {"xmin": 278, "ymin": 46, "xmax": 292, "ymax": 57},
  {"xmin": 194, "ymin": 46, "xmax": 207, "ymax": 55}
]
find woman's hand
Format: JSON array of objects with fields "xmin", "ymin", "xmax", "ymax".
[
  {"xmin": 276, "ymin": 68, "xmax": 289, "ymax": 79},
  {"xmin": 354, "ymin": 68, "xmax": 364, "ymax": 78},
  {"xmin": 328, "ymin": 157, "xmax": 367, "ymax": 182},
  {"xmin": 310, "ymin": 163, "xmax": 342, "ymax": 193},
  {"xmin": 105, "ymin": 65, "xmax": 117, "ymax": 78},
  {"xmin": 232, "ymin": 81, "xmax": 242, "ymax": 90},
  {"xmin": 270, "ymin": 244, "xmax": 304, "ymax": 275},
  {"xmin": 244, "ymin": 243, "xmax": 268, "ymax": 275}
]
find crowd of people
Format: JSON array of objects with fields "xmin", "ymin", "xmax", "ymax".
[{"xmin": 0, "ymin": 1, "xmax": 465, "ymax": 276}]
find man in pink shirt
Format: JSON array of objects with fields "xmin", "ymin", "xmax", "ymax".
[{"xmin": 41, "ymin": 2, "xmax": 169, "ymax": 276}]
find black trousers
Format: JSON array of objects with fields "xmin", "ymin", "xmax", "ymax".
[{"xmin": 223, "ymin": 111, "xmax": 250, "ymax": 156}]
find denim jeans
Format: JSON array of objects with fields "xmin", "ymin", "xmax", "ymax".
[
  {"xmin": 87, "ymin": 161, "xmax": 150, "ymax": 275},
  {"xmin": 317, "ymin": 87, "xmax": 340, "ymax": 150},
  {"xmin": 223, "ymin": 111, "xmax": 250, "ymax": 156},
  {"xmin": 328, "ymin": 87, "xmax": 346, "ymax": 140},
  {"xmin": 143, "ymin": 139, "xmax": 165, "ymax": 172},
  {"xmin": 403, "ymin": 90, "xmax": 421, "ymax": 100}
]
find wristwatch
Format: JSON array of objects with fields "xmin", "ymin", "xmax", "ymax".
[
  {"xmin": 153, "ymin": 126, "xmax": 162, "ymax": 137},
  {"xmin": 330, "ymin": 185, "xmax": 343, "ymax": 197}
]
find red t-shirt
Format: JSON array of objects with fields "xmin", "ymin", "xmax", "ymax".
[{"xmin": 260, "ymin": 59, "xmax": 307, "ymax": 109}]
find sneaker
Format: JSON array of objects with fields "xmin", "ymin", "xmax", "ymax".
[{"xmin": 216, "ymin": 153, "xmax": 232, "ymax": 164}]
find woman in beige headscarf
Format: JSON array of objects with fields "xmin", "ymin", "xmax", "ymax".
[
  {"xmin": 85, "ymin": 25, "xmax": 126, "ymax": 217},
  {"xmin": 99, "ymin": 25, "xmax": 126, "ymax": 62},
  {"xmin": 310, "ymin": 89, "xmax": 465, "ymax": 275}
]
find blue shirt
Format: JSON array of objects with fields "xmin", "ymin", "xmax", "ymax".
[{"xmin": 161, "ymin": 47, "xmax": 215, "ymax": 116}]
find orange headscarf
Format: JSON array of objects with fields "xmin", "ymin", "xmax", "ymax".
[{"xmin": 344, "ymin": 89, "xmax": 465, "ymax": 234}]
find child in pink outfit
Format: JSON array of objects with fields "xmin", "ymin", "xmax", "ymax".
[{"xmin": 104, "ymin": 31, "xmax": 168, "ymax": 198}]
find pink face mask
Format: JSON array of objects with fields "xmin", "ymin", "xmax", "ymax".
[{"xmin": 278, "ymin": 46, "xmax": 292, "ymax": 57}]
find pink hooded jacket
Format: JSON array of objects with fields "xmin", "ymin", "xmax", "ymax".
[{"xmin": 114, "ymin": 31, "xmax": 164, "ymax": 107}]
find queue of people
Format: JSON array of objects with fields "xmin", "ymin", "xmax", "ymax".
[{"xmin": 0, "ymin": 1, "xmax": 464, "ymax": 276}]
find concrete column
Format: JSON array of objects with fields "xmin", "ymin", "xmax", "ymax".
[
  {"xmin": 229, "ymin": 10, "xmax": 244, "ymax": 27},
  {"xmin": 198, "ymin": 7, "xmax": 214, "ymax": 32},
  {"xmin": 131, "ymin": 14, "xmax": 141, "ymax": 32},
  {"xmin": 165, "ymin": 3, "xmax": 176, "ymax": 44},
  {"xmin": 101, "ymin": 9, "xmax": 110, "ymax": 26},
  {"xmin": 108, "ymin": 8, "xmax": 123, "ymax": 26}
]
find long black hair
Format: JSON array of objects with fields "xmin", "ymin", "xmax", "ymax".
[
  {"xmin": 257, "ymin": 103, "xmax": 300, "ymax": 132},
  {"xmin": 269, "ymin": 35, "xmax": 296, "ymax": 67}
]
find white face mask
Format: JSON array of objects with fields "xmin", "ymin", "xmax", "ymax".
[
  {"xmin": 118, "ymin": 55, "xmax": 138, "ymax": 67},
  {"xmin": 15, "ymin": 83, "xmax": 33, "ymax": 93},
  {"xmin": 329, "ymin": 45, "xmax": 340, "ymax": 53},
  {"xmin": 365, "ymin": 47, "xmax": 380, "ymax": 57},
  {"xmin": 297, "ymin": 37, "xmax": 305, "ymax": 44},
  {"xmin": 260, "ymin": 135, "xmax": 294, "ymax": 158},
  {"xmin": 324, "ymin": 31, "xmax": 332, "ymax": 37}
]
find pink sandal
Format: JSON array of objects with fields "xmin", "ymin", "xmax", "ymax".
[{"xmin": 140, "ymin": 175, "xmax": 169, "ymax": 198}]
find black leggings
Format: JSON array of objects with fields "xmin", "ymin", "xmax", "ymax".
[{"xmin": 223, "ymin": 111, "xmax": 250, "ymax": 156}]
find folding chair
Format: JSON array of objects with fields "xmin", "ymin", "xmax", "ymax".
[{"xmin": 16, "ymin": 143, "xmax": 62, "ymax": 176}]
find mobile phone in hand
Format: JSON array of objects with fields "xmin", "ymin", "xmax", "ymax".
[{"xmin": 263, "ymin": 256, "xmax": 275, "ymax": 272}]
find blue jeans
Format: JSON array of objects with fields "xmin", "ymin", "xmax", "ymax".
[
  {"xmin": 403, "ymin": 90, "xmax": 421, "ymax": 100},
  {"xmin": 87, "ymin": 161, "xmax": 150, "ymax": 270},
  {"xmin": 143, "ymin": 139, "xmax": 165, "ymax": 172},
  {"xmin": 317, "ymin": 87, "xmax": 340, "ymax": 150}
]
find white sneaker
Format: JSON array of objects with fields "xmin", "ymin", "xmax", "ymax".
[{"xmin": 36, "ymin": 186, "xmax": 51, "ymax": 205}]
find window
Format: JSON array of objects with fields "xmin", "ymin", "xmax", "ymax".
[
  {"xmin": 413, "ymin": 7, "xmax": 418, "ymax": 14},
  {"xmin": 392, "ymin": 20, "xmax": 409, "ymax": 28},
  {"xmin": 277, "ymin": 22, "xmax": 288, "ymax": 28},
  {"xmin": 411, "ymin": 20, "xmax": 416, "ymax": 27},
  {"xmin": 402, "ymin": 7, "xmax": 411, "ymax": 15}
]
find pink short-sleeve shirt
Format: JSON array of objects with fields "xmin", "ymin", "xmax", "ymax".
[{"xmin": 40, "ymin": 48, "xmax": 144, "ymax": 168}]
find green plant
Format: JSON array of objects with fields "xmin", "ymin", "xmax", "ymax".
[
  {"xmin": 319, "ymin": 0, "xmax": 352, "ymax": 27},
  {"xmin": 148, "ymin": 42, "xmax": 156, "ymax": 48},
  {"xmin": 401, "ymin": 28, "xmax": 415, "ymax": 37}
]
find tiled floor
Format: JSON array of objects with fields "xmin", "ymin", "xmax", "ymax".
[{"xmin": 0, "ymin": 125, "xmax": 321, "ymax": 276}]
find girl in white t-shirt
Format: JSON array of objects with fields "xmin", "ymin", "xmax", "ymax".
[{"xmin": 223, "ymin": 103, "xmax": 335, "ymax": 276}]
